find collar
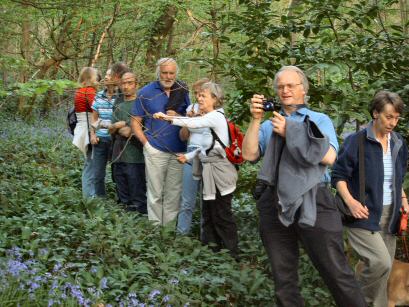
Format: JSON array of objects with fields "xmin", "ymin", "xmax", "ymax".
[
  {"xmin": 280, "ymin": 105, "xmax": 309, "ymax": 117},
  {"xmin": 366, "ymin": 121, "xmax": 400, "ymax": 145},
  {"xmin": 153, "ymin": 80, "xmax": 163, "ymax": 90}
]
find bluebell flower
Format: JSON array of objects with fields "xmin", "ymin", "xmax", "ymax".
[
  {"xmin": 52, "ymin": 262, "xmax": 62, "ymax": 273},
  {"xmin": 100, "ymin": 277, "xmax": 108, "ymax": 289},
  {"xmin": 87, "ymin": 287, "xmax": 95, "ymax": 295},
  {"xmin": 29, "ymin": 282, "xmax": 40, "ymax": 292},
  {"xmin": 130, "ymin": 297, "xmax": 139, "ymax": 306},
  {"xmin": 39, "ymin": 248, "xmax": 49, "ymax": 256},
  {"xmin": 163, "ymin": 295, "xmax": 170, "ymax": 302},
  {"xmin": 169, "ymin": 278, "xmax": 179, "ymax": 285},
  {"xmin": 90, "ymin": 266, "xmax": 98, "ymax": 274},
  {"xmin": 7, "ymin": 259, "xmax": 28, "ymax": 277},
  {"xmin": 48, "ymin": 299, "xmax": 54, "ymax": 307},
  {"xmin": 149, "ymin": 289, "xmax": 161, "ymax": 300}
]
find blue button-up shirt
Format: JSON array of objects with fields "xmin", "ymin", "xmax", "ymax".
[
  {"xmin": 258, "ymin": 107, "xmax": 339, "ymax": 183},
  {"xmin": 132, "ymin": 81, "xmax": 190, "ymax": 153}
]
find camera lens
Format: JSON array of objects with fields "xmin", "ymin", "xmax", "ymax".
[{"xmin": 262, "ymin": 98, "xmax": 275, "ymax": 112}]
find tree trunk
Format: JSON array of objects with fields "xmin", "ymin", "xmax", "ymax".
[
  {"xmin": 145, "ymin": 4, "xmax": 178, "ymax": 67},
  {"xmin": 287, "ymin": 0, "xmax": 303, "ymax": 50},
  {"xmin": 210, "ymin": 3, "xmax": 220, "ymax": 81},
  {"xmin": 18, "ymin": 7, "xmax": 30, "ymax": 115}
]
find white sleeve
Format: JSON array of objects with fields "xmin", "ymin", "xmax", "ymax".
[
  {"xmin": 185, "ymin": 148, "xmax": 201, "ymax": 161},
  {"xmin": 172, "ymin": 111, "xmax": 221, "ymax": 129}
]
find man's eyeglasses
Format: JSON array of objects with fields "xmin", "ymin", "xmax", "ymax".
[{"xmin": 277, "ymin": 83, "xmax": 302, "ymax": 92}]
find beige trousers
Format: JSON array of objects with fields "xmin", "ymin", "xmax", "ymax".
[
  {"xmin": 143, "ymin": 142, "xmax": 183, "ymax": 225},
  {"xmin": 348, "ymin": 205, "xmax": 396, "ymax": 307}
]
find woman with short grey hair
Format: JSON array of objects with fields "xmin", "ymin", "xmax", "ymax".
[{"xmin": 154, "ymin": 81, "xmax": 240, "ymax": 259}]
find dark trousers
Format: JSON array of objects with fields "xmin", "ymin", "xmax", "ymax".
[
  {"xmin": 112, "ymin": 162, "xmax": 147, "ymax": 214},
  {"xmin": 257, "ymin": 186, "xmax": 366, "ymax": 307},
  {"xmin": 202, "ymin": 191, "xmax": 239, "ymax": 259},
  {"xmin": 92, "ymin": 137, "xmax": 111, "ymax": 197}
]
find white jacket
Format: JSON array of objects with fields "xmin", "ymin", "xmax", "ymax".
[{"xmin": 72, "ymin": 112, "xmax": 92, "ymax": 156}]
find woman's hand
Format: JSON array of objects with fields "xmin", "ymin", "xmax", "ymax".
[
  {"xmin": 177, "ymin": 154, "xmax": 187, "ymax": 164},
  {"xmin": 90, "ymin": 133, "xmax": 99, "ymax": 145},
  {"xmin": 153, "ymin": 112, "xmax": 172, "ymax": 121},
  {"xmin": 347, "ymin": 198, "xmax": 369, "ymax": 219}
]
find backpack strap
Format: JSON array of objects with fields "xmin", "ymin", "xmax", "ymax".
[
  {"xmin": 205, "ymin": 110, "xmax": 229, "ymax": 155},
  {"xmin": 358, "ymin": 131, "xmax": 365, "ymax": 204}
]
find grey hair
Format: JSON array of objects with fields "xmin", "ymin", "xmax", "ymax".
[
  {"xmin": 156, "ymin": 57, "xmax": 179, "ymax": 79},
  {"xmin": 274, "ymin": 65, "xmax": 309, "ymax": 95},
  {"xmin": 201, "ymin": 82, "xmax": 224, "ymax": 108}
]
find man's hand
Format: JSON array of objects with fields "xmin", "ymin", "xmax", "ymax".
[
  {"xmin": 347, "ymin": 198, "xmax": 369, "ymax": 219},
  {"xmin": 177, "ymin": 154, "xmax": 188, "ymax": 164},
  {"xmin": 118, "ymin": 126, "xmax": 132, "ymax": 138},
  {"xmin": 271, "ymin": 111, "xmax": 286, "ymax": 137},
  {"xmin": 108, "ymin": 121, "xmax": 126, "ymax": 135},
  {"xmin": 250, "ymin": 94, "xmax": 265, "ymax": 120}
]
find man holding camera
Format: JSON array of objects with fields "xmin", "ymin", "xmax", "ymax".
[{"xmin": 242, "ymin": 66, "xmax": 365, "ymax": 306}]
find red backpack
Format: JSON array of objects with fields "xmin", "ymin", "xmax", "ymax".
[{"xmin": 210, "ymin": 111, "xmax": 245, "ymax": 166}]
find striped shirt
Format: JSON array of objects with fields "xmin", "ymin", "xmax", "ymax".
[
  {"xmin": 382, "ymin": 134, "xmax": 393, "ymax": 206},
  {"xmin": 92, "ymin": 90, "xmax": 114, "ymax": 138}
]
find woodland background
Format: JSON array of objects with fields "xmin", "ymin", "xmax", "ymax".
[{"xmin": 0, "ymin": 0, "xmax": 409, "ymax": 306}]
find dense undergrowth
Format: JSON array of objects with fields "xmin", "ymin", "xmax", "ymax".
[{"xmin": 0, "ymin": 111, "xmax": 335, "ymax": 306}]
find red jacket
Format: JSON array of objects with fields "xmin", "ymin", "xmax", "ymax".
[{"xmin": 74, "ymin": 87, "xmax": 96, "ymax": 112}]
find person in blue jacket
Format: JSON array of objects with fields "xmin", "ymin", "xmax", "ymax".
[{"xmin": 332, "ymin": 90, "xmax": 409, "ymax": 307}]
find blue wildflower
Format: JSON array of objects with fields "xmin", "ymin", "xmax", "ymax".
[
  {"xmin": 100, "ymin": 277, "xmax": 108, "ymax": 289},
  {"xmin": 52, "ymin": 262, "xmax": 62, "ymax": 273},
  {"xmin": 39, "ymin": 248, "xmax": 48, "ymax": 256},
  {"xmin": 169, "ymin": 278, "xmax": 179, "ymax": 285},
  {"xmin": 7, "ymin": 259, "xmax": 28, "ymax": 277},
  {"xmin": 149, "ymin": 289, "xmax": 161, "ymax": 300}
]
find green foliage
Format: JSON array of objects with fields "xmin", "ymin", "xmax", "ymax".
[
  {"xmin": 13, "ymin": 79, "xmax": 79, "ymax": 97},
  {"xmin": 0, "ymin": 110, "xmax": 338, "ymax": 305},
  {"xmin": 219, "ymin": 0, "xmax": 409, "ymax": 135}
]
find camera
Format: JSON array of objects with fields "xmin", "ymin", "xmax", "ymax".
[{"xmin": 262, "ymin": 97, "xmax": 280, "ymax": 112}]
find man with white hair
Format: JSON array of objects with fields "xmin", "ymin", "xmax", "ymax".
[
  {"xmin": 131, "ymin": 58, "xmax": 190, "ymax": 225},
  {"xmin": 242, "ymin": 66, "xmax": 366, "ymax": 306}
]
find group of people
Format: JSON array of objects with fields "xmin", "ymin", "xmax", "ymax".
[{"xmin": 72, "ymin": 58, "xmax": 408, "ymax": 306}]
